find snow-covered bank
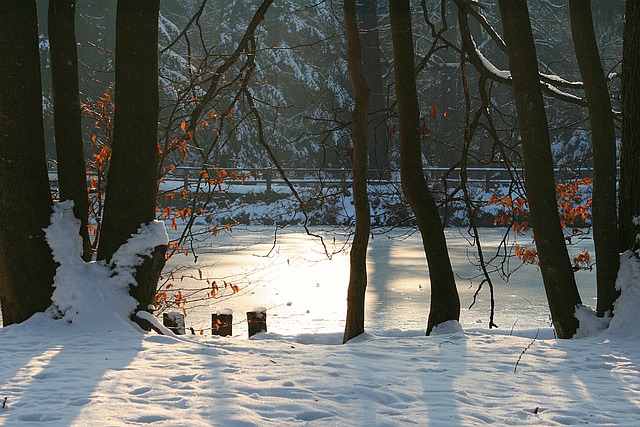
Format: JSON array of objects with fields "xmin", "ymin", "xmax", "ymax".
[
  {"xmin": 0, "ymin": 254, "xmax": 639, "ymax": 425},
  {"xmin": 0, "ymin": 203, "xmax": 638, "ymax": 426},
  {"xmin": 1, "ymin": 317, "xmax": 640, "ymax": 426}
]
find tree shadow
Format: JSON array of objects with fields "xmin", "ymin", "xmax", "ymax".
[
  {"xmin": 365, "ymin": 232, "xmax": 431, "ymax": 331},
  {"xmin": 0, "ymin": 316, "xmax": 142, "ymax": 425}
]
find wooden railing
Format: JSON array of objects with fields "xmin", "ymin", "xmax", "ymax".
[
  {"xmin": 163, "ymin": 166, "xmax": 597, "ymax": 193},
  {"xmin": 47, "ymin": 166, "xmax": 599, "ymax": 194}
]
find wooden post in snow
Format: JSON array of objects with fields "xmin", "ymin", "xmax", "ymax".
[
  {"xmin": 212, "ymin": 309, "xmax": 233, "ymax": 336},
  {"xmin": 247, "ymin": 307, "xmax": 267, "ymax": 337},
  {"xmin": 162, "ymin": 312, "xmax": 185, "ymax": 335}
]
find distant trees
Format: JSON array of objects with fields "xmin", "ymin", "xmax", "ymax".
[
  {"xmin": 357, "ymin": 0, "xmax": 389, "ymax": 176},
  {"xmin": 389, "ymin": 0, "xmax": 460, "ymax": 335}
]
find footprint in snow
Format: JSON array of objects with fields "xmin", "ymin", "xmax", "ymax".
[
  {"xmin": 169, "ymin": 374, "xmax": 197, "ymax": 382},
  {"xmin": 129, "ymin": 386, "xmax": 152, "ymax": 395}
]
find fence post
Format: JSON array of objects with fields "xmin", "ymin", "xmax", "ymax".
[
  {"xmin": 212, "ymin": 309, "xmax": 233, "ymax": 336},
  {"xmin": 341, "ymin": 168, "xmax": 347, "ymax": 192},
  {"xmin": 264, "ymin": 170, "xmax": 272, "ymax": 196},
  {"xmin": 247, "ymin": 307, "xmax": 267, "ymax": 337},
  {"xmin": 162, "ymin": 312, "xmax": 185, "ymax": 335}
]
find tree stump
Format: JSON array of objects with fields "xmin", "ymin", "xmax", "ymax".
[
  {"xmin": 247, "ymin": 308, "xmax": 267, "ymax": 337},
  {"xmin": 212, "ymin": 311, "xmax": 233, "ymax": 336}
]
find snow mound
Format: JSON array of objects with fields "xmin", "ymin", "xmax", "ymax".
[
  {"xmin": 44, "ymin": 201, "xmax": 168, "ymax": 333},
  {"xmin": 430, "ymin": 320, "xmax": 464, "ymax": 335},
  {"xmin": 573, "ymin": 304, "xmax": 611, "ymax": 338},
  {"xmin": 605, "ymin": 251, "xmax": 640, "ymax": 338}
]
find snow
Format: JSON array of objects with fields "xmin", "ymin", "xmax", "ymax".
[
  {"xmin": 476, "ymin": 47, "xmax": 511, "ymax": 80},
  {"xmin": 1, "ymin": 203, "xmax": 640, "ymax": 425},
  {"xmin": 43, "ymin": 200, "xmax": 168, "ymax": 332}
]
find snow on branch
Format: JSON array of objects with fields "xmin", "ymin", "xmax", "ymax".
[{"xmin": 454, "ymin": 0, "xmax": 587, "ymax": 107}]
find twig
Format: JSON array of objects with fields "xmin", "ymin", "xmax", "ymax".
[{"xmin": 514, "ymin": 328, "xmax": 539, "ymax": 373}]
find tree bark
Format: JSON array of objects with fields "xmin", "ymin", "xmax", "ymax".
[
  {"xmin": 620, "ymin": 0, "xmax": 640, "ymax": 252},
  {"xmin": 499, "ymin": 0, "xmax": 582, "ymax": 338},
  {"xmin": 98, "ymin": 0, "xmax": 165, "ymax": 316},
  {"xmin": 0, "ymin": 1, "xmax": 57, "ymax": 325},
  {"xmin": 389, "ymin": 0, "xmax": 460, "ymax": 336},
  {"xmin": 343, "ymin": 0, "xmax": 371, "ymax": 344},
  {"xmin": 569, "ymin": 0, "xmax": 620, "ymax": 316},
  {"xmin": 49, "ymin": 0, "xmax": 92, "ymax": 261}
]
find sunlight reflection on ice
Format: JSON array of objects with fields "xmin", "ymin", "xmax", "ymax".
[{"xmin": 165, "ymin": 226, "xmax": 596, "ymax": 336}]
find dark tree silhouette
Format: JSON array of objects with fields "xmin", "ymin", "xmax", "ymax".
[
  {"xmin": 97, "ymin": 0, "xmax": 165, "ymax": 318},
  {"xmin": 0, "ymin": 0, "xmax": 57, "ymax": 325},
  {"xmin": 343, "ymin": 0, "xmax": 371, "ymax": 343},
  {"xmin": 620, "ymin": 0, "xmax": 640, "ymax": 252},
  {"xmin": 389, "ymin": 0, "xmax": 460, "ymax": 335},
  {"xmin": 49, "ymin": 0, "xmax": 92, "ymax": 261},
  {"xmin": 499, "ymin": 0, "xmax": 582, "ymax": 338},
  {"xmin": 569, "ymin": 0, "xmax": 620, "ymax": 316}
]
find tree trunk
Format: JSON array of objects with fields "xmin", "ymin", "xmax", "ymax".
[
  {"xmin": 620, "ymin": 0, "xmax": 640, "ymax": 252},
  {"xmin": 569, "ymin": 0, "xmax": 620, "ymax": 316},
  {"xmin": 98, "ymin": 0, "xmax": 165, "ymax": 316},
  {"xmin": 343, "ymin": 0, "xmax": 371, "ymax": 344},
  {"xmin": 49, "ymin": 0, "xmax": 92, "ymax": 261},
  {"xmin": 499, "ymin": 0, "xmax": 582, "ymax": 338},
  {"xmin": 389, "ymin": 0, "xmax": 460, "ymax": 336},
  {"xmin": 0, "ymin": 1, "xmax": 57, "ymax": 325},
  {"xmin": 358, "ymin": 0, "xmax": 389, "ymax": 177}
]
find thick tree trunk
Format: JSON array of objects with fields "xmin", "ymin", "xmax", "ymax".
[
  {"xmin": 357, "ymin": 0, "xmax": 389, "ymax": 177},
  {"xmin": 49, "ymin": 0, "xmax": 92, "ymax": 261},
  {"xmin": 98, "ymin": 0, "xmax": 165, "ymax": 316},
  {"xmin": 0, "ymin": 1, "xmax": 56, "ymax": 325},
  {"xmin": 389, "ymin": 0, "xmax": 460, "ymax": 336},
  {"xmin": 343, "ymin": 0, "xmax": 371, "ymax": 344},
  {"xmin": 499, "ymin": 0, "xmax": 582, "ymax": 338},
  {"xmin": 569, "ymin": 0, "xmax": 620, "ymax": 316},
  {"xmin": 620, "ymin": 0, "xmax": 640, "ymax": 252}
]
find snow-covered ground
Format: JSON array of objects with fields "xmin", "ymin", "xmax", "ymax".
[{"xmin": 1, "ymin": 204, "xmax": 639, "ymax": 426}]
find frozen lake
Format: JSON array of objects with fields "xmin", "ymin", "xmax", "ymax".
[{"xmin": 164, "ymin": 226, "xmax": 597, "ymax": 336}]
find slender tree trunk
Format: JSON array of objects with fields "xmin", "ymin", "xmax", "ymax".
[
  {"xmin": 98, "ymin": 0, "xmax": 165, "ymax": 316},
  {"xmin": 49, "ymin": 0, "xmax": 92, "ymax": 261},
  {"xmin": 499, "ymin": 0, "xmax": 582, "ymax": 338},
  {"xmin": 0, "ymin": 1, "xmax": 57, "ymax": 325},
  {"xmin": 358, "ymin": 0, "xmax": 389, "ymax": 177},
  {"xmin": 389, "ymin": 0, "xmax": 460, "ymax": 335},
  {"xmin": 343, "ymin": 0, "xmax": 371, "ymax": 344},
  {"xmin": 620, "ymin": 0, "xmax": 640, "ymax": 252},
  {"xmin": 569, "ymin": 0, "xmax": 620, "ymax": 316}
]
